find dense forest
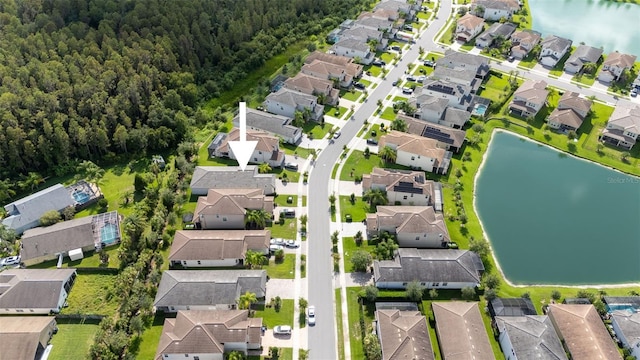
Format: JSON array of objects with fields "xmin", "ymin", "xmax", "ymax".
[{"xmin": 0, "ymin": 0, "xmax": 372, "ymax": 179}]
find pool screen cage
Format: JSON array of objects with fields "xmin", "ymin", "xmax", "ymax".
[{"xmin": 92, "ymin": 211, "xmax": 121, "ymax": 251}]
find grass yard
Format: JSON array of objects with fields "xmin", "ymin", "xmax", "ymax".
[
  {"xmin": 379, "ymin": 107, "xmax": 397, "ymax": 120},
  {"xmin": 346, "ymin": 287, "xmax": 375, "ymax": 360},
  {"xmin": 303, "ymin": 121, "xmax": 335, "ymax": 140},
  {"xmin": 359, "ymin": 79, "xmax": 372, "ymax": 87},
  {"xmin": 379, "ymin": 52, "xmax": 395, "ymax": 64},
  {"xmin": 274, "ymin": 195, "xmax": 298, "ymax": 207},
  {"xmin": 302, "ymin": 196, "xmax": 307, "ymax": 206},
  {"xmin": 339, "ymin": 196, "xmax": 370, "ymax": 223},
  {"xmin": 29, "ymin": 246, "xmax": 121, "ymax": 269},
  {"xmin": 269, "ymin": 218, "xmax": 297, "ymax": 239},
  {"xmin": 439, "ymin": 20, "xmax": 457, "ymax": 45},
  {"xmin": 572, "ymin": 72, "xmax": 598, "ymax": 86},
  {"xmin": 265, "ymin": 254, "xmax": 296, "ymax": 279},
  {"xmin": 392, "ymin": 96, "xmax": 409, "ymax": 103},
  {"xmin": 339, "ymin": 151, "xmax": 413, "ymax": 182},
  {"xmin": 273, "ymin": 168, "xmax": 300, "ymax": 183},
  {"xmin": 335, "ymin": 289, "xmax": 346, "ymax": 360},
  {"xmin": 281, "ymin": 143, "xmax": 314, "ymax": 159},
  {"xmin": 477, "ymin": 72, "xmax": 520, "ymax": 105},
  {"xmin": 518, "ymin": 53, "xmax": 538, "ymax": 69},
  {"xmin": 342, "ymin": 237, "xmax": 376, "ymax": 273},
  {"xmin": 253, "ymin": 299, "xmax": 295, "ymax": 328},
  {"xmin": 341, "ymin": 89, "xmax": 363, "ymax": 102},
  {"xmin": 364, "ymin": 64, "xmax": 382, "ymax": 77},
  {"xmin": 62, "ymin": 273, "xmax": 120, "ymax": 316},
  {"xmin": 49, "ymin": 319, "xmax": 99, "ymax": 360},
  {"xmin": 135, "ymin": 314, "xmax": 167, "ymax": 359}
]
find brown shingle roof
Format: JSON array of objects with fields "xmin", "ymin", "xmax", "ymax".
[
  {"xmin": 218, "ymin": 128, "xmax": 282, "ymax": 156},
  {"xmin": 548, "ymin": 108, "xmax": 584, "ymax": 129},
  {"xmin": 362, "ymin": 167, "xmax": 436, "ymax": 199},
  {"xmin": 432, "ymin": 301, "xmax": 495, "ymax": 360},
  {"xmin": 557, "ymin": 91, "xmax": 592, "ymax": 117},
  {"xmin": 380, "ymin": 131, "xmax": 447, "ymax": 162},
  {"xmin": 370, "ymin": 206, "xmax": 449, "ymax": 242},
  {"xmin": 603, "ymin": 51, "xmax": 637, "ymax": 69},
  {"xmin": 169, "ymin": 230, "xmax": 270, "ymax": 262},
  {"xmin": 194, "ymin": 188, "xmax": 274, "ymax": 218},
  {"xmin": 457, "ymin": 13, "xmax": 485, "ymax": 30},
  {"xmin": 0, "ymin": 316, "xmax": 56, "ymax": 360},
  {"xmin": 376, "ymin": 310, "xmax": 434, "ymax": 360}
]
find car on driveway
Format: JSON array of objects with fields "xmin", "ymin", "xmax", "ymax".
[
  {"xmin": 372, "ymin": 59, "xmax": 386, "ymax": 66},
  {"xmin": 354, "ymin": 82, "xmax": 365, "ymax": 90},
  {"xmin": 632, "ymin": 89, "xmax": 638, "ymax": 97},
  {"xmin": 285, "ymin": 240, "xmax": 300, "ymax": 248},
  {"xmin": 284, "ymin": 162, "xmax": 299, "ymax": 171},
  {"xmin": 392, "ymin": 80, "xmax": 399, "ymax": 86},
  {"xmin": 308, "ymin": 305, "xmax": 316, "ymax": 326},
  {"xmin": 406, "ymin": 75, "xmax": 416, "ymax": 82},
  {"xmin": 423, "ymin": 60, "xmax": 435, "ymax": 67},
  {"xmin": 366, "ymin": 138, "xmax": 378, "ymax": 145},
  {"xmin": 270, "ymin": 238, "xmax": 286, "ymax": 246},
  {"xmin": 391, "ymin": 46, "xmax": 401, "ymax": 51},
  {"xmin": 417, "ymin": 75, "xmax": 426, "ymax": 83},
  {"xmin": 2, "ymin": 256, "xmax": 20, "ymax": 266},
  {"xmin": 402, "ymin": 87, "xmax": 414, "ymax": 95},
  {"xmin": 273, "ymin": 325, "xmax": 292, "ymax": 335}
]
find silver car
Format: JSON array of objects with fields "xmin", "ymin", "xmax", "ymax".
[{"xmin": 308, "ymin": 305, "xmax": 316, "ymax": 326}]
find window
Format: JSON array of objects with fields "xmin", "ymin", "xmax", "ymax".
[
  {"xmin": 194, "ymin": 357, "xmax": 200, "ymax": 360},
  {"xmin": 402, "ymin": 282, "xmax": 407, "ymax": 286},
  {"xmin": 442, "ymin": 283, "xmax": 448, "ymax": 286},
  {"xmin": 403, "ymin": 196, "xmax": 408, "ymax": 200},
  {"xmin": 411, "ymin": 156, "xmax": 415, "ymax": 160},
  {"xmin": 197, "ymin": 261, "xmax": 201, "ymax": 265},
  {"xmin": 223, "ymin": 217, "xmax": 227, "ymax": 221},
  {"xmin": 415, "ymin": 236, "xmax": 419, "ymax": 240}
]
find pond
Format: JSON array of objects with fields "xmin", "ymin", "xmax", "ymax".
[
  {"xmin": 475, "ymin": 131, "xmax": 640, "ymax": 285},
  {"xmin": 529, "ymin": 0, "xmax": 640, "ymax": 56}
]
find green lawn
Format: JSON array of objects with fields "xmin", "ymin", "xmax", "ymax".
[
  {"xmin": 572, "ymin": 72, "xmax": 598, "ymax": 86},
  {"xmin": 265, "ymin": 254, "xmax": 296, "ymax": 279},
  {"xmin": 339, "ymin": 151, "xmax": 413, "ymax": 182},
  {"xmin": 28, "ymin": 246, "xmax": 121, "ymax": 269},
  {"xmin": 476, "ymin": 73, "xmax": 519, "ymax": 105},
  {"xmin": 62, "ymin": 273, "xmax": 120, "ymax": 316},
  {"xmin": 346, "ymin": 287, "xmax": 375, "ymax": 360},
  {"xmin": 274, "ymin": 195, "xmax": 298, "ymax": 207},
  {"xmin": 392, "ymin": 96, "xmax": 409, "ymax": 103},
  {"xmin": 339, "ymin": 196, "xmax": 370, "ymax": 223},
  {"xmin": 272, "ymin": 168, "xmax": 300, "ymax": 183},
  {"xmin": 135, "ymin": 314, "xmax": 166, "ymax": 359},
  {"xmin": 302, "ymin": 196, "xmax": 307, "ymax": 206},
  {"xmin": 269, "ymin": 218, "xmax": 297, "ymax": 239},
  {"xmin": 49, "ymin": 319, "xmax": 99, "ymax": 360},
  {"xmin": 359, "ymin": 79, "xmax": 372, "ymax": 87},
  {"xmin": 341, "ymin": 89, "xmax": 363, "ymax": 101},
  {"xmin": 335, "ymin": 289, "xmax": 346, "ymax": 360},
  {"xmin": 253, "ymin": 299, "xmax": 295, "ymax": 328},
  {"xmin": 364, "ymin": 64, "xmax": 382, "ymax": 77},
  {"xmin": 343, "ymin": 237, "xmax": 376, "ymax": 273},
  {"xmin": 518, "ymin": 52, "xmax": 538, "ymax": 69},
  {"xmin": 379, "ymin": 52, "xmax": 395, "ymax": 64},
  {"xmin": 379, "ymin": 107, "xmax": 397, "ymax": 120},
  {"xmin": 303, "ymin": 121, "xmax": 335, "ymax": 140},
  {"xmin": 281, "ymin": 143, "xmax": 314, "ymax": 159},
  {"xmin": 439, "ymin": 19, "xmax": 457, "ymax": 45}
]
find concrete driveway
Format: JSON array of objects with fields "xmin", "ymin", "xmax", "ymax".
[{"xmin": 266, "ymin": 278, "xmax": 305, "ymax": 300}]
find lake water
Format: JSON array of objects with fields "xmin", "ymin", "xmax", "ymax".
[
  {"xmin": 475, "ymin": 131, "xmax": 640, "ymax": 285},
  {"xmin": 529, "ymin": 0, "xmax": 640, "ymax": 57}
]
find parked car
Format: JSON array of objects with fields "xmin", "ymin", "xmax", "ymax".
[
  {"xmin": 280, "ymin": 208, "xmax": 296, "ymax": 218},
  {"xmin": 402, "ymin": 87, "xmax": 413, "ymax": 95},
  {"xmin": 392, "ymin": 80, "xmax": 399, "ymax": 86},
  {"xmin": 423, "ymin": 60, "xmax": 435, "ymax": 67},
  {"xmin": 285, "ymin": 240, "xmax": 300, "ymax": 248},
  {"xmin": 391, "ymin": 45, "xmax": 401, "ymax": 51},
  {"xmin": 417, "ymin": 75, "xmax": 426, "ymax": 83},
  {"xmin": 632, "ymin": 89, "xmax": 638, "ymax": 97},
  {"xmin": 403, "ymin": 25, "xmax": 413, "ymax": 31},
  {"xmin": 270, "ymin": 238, "xmax": 286, "ymax": 246},
  {"xmin": 308, "ymin": 305, "xmax": 316, "ymax": 326},
  {"xmin": 406, "ymin": 75, "xmax": 416, "ymax": 82},
  {"xmin": 3, "ymin": 256, "xmax": 20, "ymax": 266},
  {"xmin": 333, "ymin": 131, "xmax": 342, "ymax": 139},
  {"xmin": 372, "ymin": 59, "xmax": 386, "ymax": 66},
  {"xmin": 507, "ymin": 56, "xmax": 515, "ymax": 62},
  {"xmin": 284, "ymin": 162, "xmax": 299, "ymax": 171},
  {"xmin": 269, "ymin": 244, "xmax": 284, "ymax": 254},
  {"xmin": 273, "ymin": 325, "xmax": 292, "ymax": 335},
  {"xmin": 366, "ymin": 138, "xmax": 378, "ymax": 145}
]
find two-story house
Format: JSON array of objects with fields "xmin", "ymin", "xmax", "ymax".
[
  {"xmin": 419, "ymin": 80, "xmax": 474, "ymax": 111},
  {"xmin": 362, "ymin": 167, "xmax": 443, "ymax": 209},
  {"xmin": 455, "ymin": 13, "xmax": 485, "ymax": 42},
  {"xmin": 305, "ymin": 51, "xmax": 363, "ymax": 80},
  {"xmin": 539, "ymin": 35, "xmax": 572, "ymax": 68},
  {"xmin": 284, "ymin": 73, "xmax": 339, "ymax": 105},
  {"xmin": 340, "ymin": 27, "xmax": 387, "ymax": 51},
  {"xmin": 190, "ymin": 166, "xmax": 276, "ymax": 196},
  {"xmin": 599, "ymin": 103, "xmax": 640, "ymax": 149},
  {"xmin": 598, "ymin": 51, "xmax": 637, "ymax": 83},
  {"xmin": 546, "ymin": 92, "xmax": 593, "ymax": 132},
  {"xmin": 563, "ymin": 45, "xmax": 603, "ymax": 74},
  {"xmin": 366, "ymin": 206, "xmax": 450, "ymax": 248},
  {"xmin": 508, "ymin": 79, "xmax": 549, "ymax": 118},
  {"xmin": 510, "ymin": 29, "xmax": 541, "ymax": 59},
  {"xmin": 193, "ymin": 188, "xmax": 274, "ymax": 230},
  {"xmin": 475, "ymin": 22, "xmax": 516, "ymax": 49},
  {"xmin": 264, "ymin": 88, "xmax": 324, "ymax": 121},
  {"xmin": 436, "ymin": 50, "xmax": 491, "ymax": 79},
  {"xmin": 379, "ymin": 130, "xmax": 452, "ymax": 174},
  {"xmin": 233, "ymin": 108, "xmax": 302, "ymax": 145},
  {"xmin": 330, "ymin": 38, "xmax": 375, "ymax": 64},
  {"xmin": 397, "ymin": 114, "xmax": 467, "ymax": 153},
  {"xmin": 301, "ymin": 59, "xmax": 353, "ymax": 88},
  {"xmin": 208, "ymin": 128, "xmax": 285, "ymax": 168},
  {"xmin": 472, "ymin": 0, "xmax": 520, "ymax": 21}
]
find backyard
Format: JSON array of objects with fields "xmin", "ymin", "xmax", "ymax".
[
  {"xmin": 61, "ymin": 273, "xmax": 120, "ymax": 316},
  {"xmin": 339, "ymin": 150, "xmax": 416, "ymax": 182},
  {"xmin": 48, "ymin": 319, "xmax": 100, "ymax": 360}
]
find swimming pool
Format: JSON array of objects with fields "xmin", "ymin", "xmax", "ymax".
[
  {"xmin": 100, "ymin": 224, "xmax": 120, "ymax": 245},
  {"xmin": 607, "ymin": 304, "xmax": 639, "ymax": 314},
  {"xmin": 72, "ymin": 190, "xmax": 91, "ymax": 204},
  {"xmin": 473, "ymin": 104, "xmax": 488, "ymax": 116}
]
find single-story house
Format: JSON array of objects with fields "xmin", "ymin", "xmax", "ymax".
[
  {"xmin": 2, "ymin": 184, "xmax": 75, "ymax": 235},
  {"xmin": 598, "ymin": 51, "xmax": 637, "ymax": 83},
  {"xmin": 539, "ymin": 35, "xmax": 572, "ymax": 68},
  {"xmin": 610, "ymin": 310, "xmax": 640, "ymax": 359},
  {"xmin": 0, "ymin": 316, "xmax": 58, "ymax": 360},
  {"xmin": 455, "ymin": 13, "xmax": 485, "ymax": 43},
  {"xmin": 190, "ymin": 166, "xmax": 276, "ymax": 196},
  {"xmin": 598, "ymin": 103, "xmax": 640, "ymax": 150},
  {"xmin": 208, "ymin": 128, "xmax": 285, "ymax": 169},
  {"xmin": 563, "ymin": 45, "xmax": 603, "ymax": 74},
  {"xmin": 510, "ymin": 29, "xmax": 541, "ymax": 59},
  {"xmin": 366, "ymin": 206, "xmax": 450, "ymax": 248},
  {"xmin": 398, "ymin": 115, "xmax": 466, "ymax": 153},
  {"xmin": 547, "ymin": 304, "xmax": 622, "ymax": 360},
  {"xmin": 495, "ymin": 315, "xmax": 567, "ymax": 360},
  {"xmin": 546, "ymin": 91, "xmax": 592, "ymax": 132},
  {"xmin": 169, "ymin": 230, "xmax": 271, "ymax": 268},
  {"xmin": 0, "ymin": 269, "xmax": 77, "ymax": 314},
  {"xmin": 374, "ymin": 248, "xmax": 484, "ymax": 290},
  {"xmin": 508, "ymin": 79, "xmax": 549, "ymax": 118},
  {"xmin": 375, "ymin": 309, "xmax": 434, "ymax": 360},
  {"xmin": 362, "ymin": 167, "xmax": 442, "ymax": 209},
  {"xmin": 233, "ymin": 108, "xmax": 302, "ymax": 144},
  {"xmin": 379, "ymin": 131, "xmax": 452, "ymax": 174},
  {"xmin": 488, "ymin": 297, "xmax": 537, "ymax": 319},
  {"xmin": 154, "ymin": 270, "xmax": 267, "ymax": 313},
  {"xmin": 304, "ymin": 51, "xmax": 363, "ymax": 80},
  {"xmin": 432, "ymin": 301, "xmax": 495, "ymax": 359},
  {"xmin": 475, "ymin": 22, "xmax": 516, "ymax": 49},
  {"xmin": 155, "ymin": 310, "xmax": 262, "ymax": 360},
  {"xmin": 472, "ymin": 0, "xmax": 520, "ymax": 21},
  {"xmin": 20, "ymin": 211, "xmax": 121, "ymax": 266},
  {"xmin": 193, "ymin": 188, "xmax": 273, "ymax": 230}
]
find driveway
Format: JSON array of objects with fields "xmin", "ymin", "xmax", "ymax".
[
  {"xmin": 334, "ymin": 272, "xmax": 373, "ymax": 288},
  {"xmin": 266, "ymin": 278, "xmax": 299, "ymax": 300},
  {"xmin": 338, "ymin": 222, "xmax": 367, "ymax": 237},
  {"xmin": 336, "ymin": 181, "xmax": 363, "ymax": 196},
  {"xmin": 276, "ymin": 179, "xmax": 305, "ymax": 195}
]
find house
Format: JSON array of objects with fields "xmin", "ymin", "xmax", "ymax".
[
  {"xmin": 340, "ymin": 27, "xmax": 386, "ymax": 51},
  {"xmin": 398, "ymin": 115, "xmax": 467, "ymax": 153},
  {"xmin": 379, "ymin": 130, "xmax": 452, "ymax": 174},
  {"xmin": 610, "ymin": 310, "xmax": 640, "ymax": 359},
  {"xmin": 432, "ymin": 301, "xmax": 495, "ymax": 359},
  {"xmin": 538, "ymin": 35, "xmax": 572, "ymax": 68},
  {"xmin": 563, "ymin": 45, "xmax": 603, "ymax": 74},
  {"xmin": 264, "ymin": 88, "xmax": 324, "ymax": 122},
  {"xmin": 374, "ymin": 0, "xmax": 418, "ymax": 18},
  {"xmin": 362, "ymin": 167, "xmax": 443, "ymax": 209},
  {"xmin": 233, "ymin": 108, "xmax": 302, "ymax": 144},
  {"xmin": 0, "ymin": 316, "xmax": 58, "ymax": 360},
  {"xmin": 455, "ymin": 13, "xmax": 485, "ymax": 42},
  {"xmin": 508, "ymin": 79, "xmax": 549, "ymax": 118},
  {"xmin": 193, "ymin": 188, "xmax": 274, "ymax": 230},
  {"xmin": 154, "ymin": 310, "xmax": 262, "ymax": 360},
  {"xmin": 2, "ymin": 184, "xmax": 75, "ymax": 235},
  {"xmin": 284, "ymin": 72, "xmax": 339, "ymax": 106},
  {"xmin": 353, "ymin": 16, "xmax": 395, "ymax": 35},
  {"xmin": 599, "ymin": 103, "xmax": 640, "ymax": 149},
  {"xmin": 633, "ymin": 72, "xmax": 640, "ymax": 89},
  {"xmin": 510, "ymin": 29, "xmax": 541, "ymax": 59},
  {"xmin": 301, "ymin": 60, "xmax": 354, "ymax": 88},
  {"xmin": 488, "ymin": 297, "xmax": 537, "ymax": 318},
  {"xmin": 598, "ymin": 51, "xmax": 637, "ymax": 83},
  {"xmin": 410, "ymin": 92, "xmax": 472, "ymax": 127},
  {"xmin": 495, "ymin": 315, "xmax": 568, "ymax": 360},
  {"xmin": 20, "ymin": 211, "xmax": 122, "ymax": 266},
  {"xmin": 373, "ymin": 248, "xmax": 484, "ymax": 289},
  {"xmin": 546, "ymin": 92, "xmax": 593, "ymax": 132},
  {"xmin": 436, "ymin": 50, "xmax": 491, "ymax": 79},
  {"xmin": 418, "ymin": 79, "xmax": 474, "ymax": 110},
  {"xmin": 208, "ymin": 128, "xmax": 285, "ymax": 169},
  {"xmin": 169, "ymin": 230, "xmax": 271, "ymax": 268},
  {"xmin": 475, "ymin": 22, "xmax": 516, "ymax": 49},
  {"xmin": 366, "ymin": 206, "xmax": 449, "ymax": 247},
  {"xmin": 0, "ymin": 269, "xmax": 76, "ymax": 314},
  {"xmin": 472, "ymin": 0, "xmax": 520, "ymax": 21},
  {"xmin": 359, "ymin": 8, "xmax": 400, "ymax": 22},
  {"xmin": 190, "ymin": 166, "xmax": 276, "ymax": 196},
  {"xmin": 331, "ymin": 38, "xmax": 375, "ymax": 64},
  {"xmin": 305, "ymin": 51, "xmax": 363, "ymax": 79},
  {"xmin": 431, "ymin": 66, "xmax": 480, "ymax": 90},
  {"xmin": 154, "ymin": 270, "xmax": 267, "ymax": 313},
  {"xmin": 375, "ymin": 309, "xmax": 434, "ymax": 360},
  {"xmin": 547, "ymin": 304, "xmax": 622, "ymax": 360}
]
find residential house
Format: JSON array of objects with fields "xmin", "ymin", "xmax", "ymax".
[
  {"xmin": 154, "ymin": 310, "xmax": 262, "ymax": 360},
  {"xmin": 539, "ymin": 35, "xmax": 572, "ymax": 68},
  {"xmin": 432, "ymin": 301, "xmax": 495, "ymax": 359},
  {"xmin": 20, "ymin": 211, "xmax": 121, "ymax": 266},
  {"xmin": 301, "ymin": 60, "xmax": 354, "ymax": 88},
  {"xmin": 373, "ymin": 248, "xmax": 484, "ymax": 289},
  {"xmin": 379, "ymin": 130, "xmax": 452, "ymax": 174},
  {"xmin": 398, "ymin": 115, "xmax": 467, "ymax": 153},
  {"xmin": 189, "ymin": 166, "xmax": 276, "ymax": 196},
  {"xmin": 366, "ymin": 206, "xmax": 449, "ymax": 247},
  {"xmin": 154, "ymin": 270, "xmax": 267, "ymax": 312},
  {"xmin": 2, "ymin": 184, "xmax": 75, "ymax": 235},
  {"xmin": 418, "ymin": 79, "xmax": 474, "ymax": 111},
  {"xmin": 305, "ymin": 51, "xmax": 364, "ymax": 79},
  {"xmin": 563, "ymin": 45, "xmax": 603, "ymax": 74},
  {"xmin": 472, "ymin": 0, "xmax": 520, "ymax": 21},
  {"xmin": 410, "ymin": 92, "xmax": 472, "ymax": 127},
  {"xmin": 475, "ymin": 22, "xmax": 516, "ymax": 49},
  {"xmin": 610, "ymin": 310, "xmax": 640, "ymax": 359},
  {"xmin": 264, "ymin": 88, "xmax": 324, "ymax": 121},
  {"xmin": 0, "ymin": 269, "xmax": 76, "ymax": 314},
  {"xmin": 546, "ymin": 91, "xmax": 592, "ymax": 132},
  {"xmin": 598, "ymin": 51, "xmax": 637, "ymax": 83},
  {"xmin": 0, "ymin": 316, "xmax": 58, "ymax": 360},
  {"xmin": 431, "ymin": 66, "xmax": 481, "ymax": 91},
  {"xmin": 409, "ymin": 92, "xmax": 449, "ymax": 120},
  {"xmin": 331, "ymin": 38, "xmax": 375, "ymax": 64},
  {"xmin": 510, "ymin": 29, "xmax": 542, "ymax": 59},
  {"xmin": 374, "ymin": 0, "xmax": 419, "ymax": 18},
  {"xmin": 362, "ymin": 167, "xmax": 443, "ymax": 209},
  {"xmin": 488, "ymin": 298, "xmax": 537, "ymax": 319},
  {"xmin": 455, "ymin": 13, "xmax": 485, "ymax": 43},
  {"xmin": 547, "ymin": 304, "xmax": 622, "ymax": 360},
  {"xmin": 436, "ymin": 50, "xmax": 491, "ymax": 79},
  {"xmin": 599, "ymin": 103, "xmax": 640, "ymax": 149},
  {"xmin": 495, "ymin": 315, "xmax": 568, "ymax": 360},
  {"xmin": 340, "ymin": 27, "xmax": 386, "ymax": 51},
  {"xmin": 353, "ymin": 16, "xmax": 395, "ymax": 35},
  {"xmin": 232, "ymin": 108, "xmax": 302, "ymax": 144},
  {"xmin": 359, "ymin": 8, "xmax": 400, "ymax": 22},
  {"xmin": 169, "ymin": 230, "xmax": 271, "ymax": 268},
  {"xmin": 508, "ymin": 79, "xmax": 549, "ymax": 118},
  {"xmin": 208, "ymin": 128, "xmax": 285, "ymax": 169},
  {"xmin": 633, "ymin": 72, "xmax": 640, "ymax": 89},
  {"xmin": 375, "ymin": 309, "xmax": 434, "ymax": 360},
  {"xmin": 603, "ymin": 296, "xmax": 640, "ymax": 313},
  {"xmin": 193, "ymin": 188, "xmax": 274, "ymax": 230}
]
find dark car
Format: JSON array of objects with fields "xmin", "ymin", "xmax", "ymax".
[
  {"xmin": 366, "ymin": 138, "xmax": 378, "ymax": 145},
  {"xmin": 406, "ymin": 75, "xmax": 416, "ymax": 82},
  {"xmin": 507, "ymin": 56, "xmax": 515, "ymax": 62},
  {"xmin": 392, "ymin": 80, "xmax": 399, "ymax": 86},
  {"xmin": 354, "ymin": 82, "xmax": 365, "ymax": 90},
  {"xmin": 284, "ymin": 162, "xmax": 299, "ymax": 171},
  {"xmin": 423, "ymin": 60, "xmax": 435, "ymax": 67},
  {"xmin": 391, "ymin": 45, "xmax": 401, "ymax": 51},
  {"xmin": 372, "ymin": 59, "xmax": 386, "ymax": 66}
]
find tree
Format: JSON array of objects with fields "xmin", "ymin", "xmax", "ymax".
[
  {"xmin": 0, "ymin": 179, "xmax": 16, "ymax": 203},
  {"xmin": 245, "ymin": 250, "xmax": 265, "ymax": 269},
  {"xmin": 76, "ymin": 160, "xmax": 105, "ymax": 183},
  {"xmin": 226, "ymin": 351, "xmax": 246, "ymax": 360},
  {"xmin": 299, "ymin": 297, "xmax": 308, "ymax": 312},
  {"xmin": 429, "ymin": 288, "xmax": 439, "ymax": 299},
  {"xmin": 245, "ymin": 209, "xmax": 271, "ymax": 229},
  {"xmin": 62, "ymin": 206, "xmax": 76, "ymax": 221},
  {"xmin": 329, "ymin": 193, "xmax": 337, "ymax": 208},
  {"xmin": 405, "ymin": 281, "xmax": 425, "ymax": 302},
  {"xmin": 274, "ymin": 248, "xmax": 285, "ymax": 262},
  {"xmin": 331, "ymin": 231, "xmax": 340, "ymax": 247},
  {"xmin": 258, "ymin": 163, "xmax": 272, "ymax": 174},
  {"xmin": 364, "ymin": 285, "xmax": 379, "ymax": 302},
  {"xmin": 583, "ymin": 62, "xmax": 597, "ymax": 75},
  {"xmin": 379, "ymin": 146, "xmax": 397, "ymax": 163},
  {"xmin": 471, "ymin": 123, "xmax": 485, "ymax": 133},
  {"xmin": 461, "ymin": 286, "xmax": 476, "ymax": 300},
  {"xmin": 351, "ymin": 250, "xmax": 373, "ymax": 272},
  {"xmin": 300, "ymin": 214, "xmax": 308, "ymax": 232},
  {"xmin": 363, "ymin": 188, "xmax": 388, "ymax": 208},
  {"xmin": 299, "ymin": 349, "xmax": 310, "ymax": 360},
  {"xmin": 19, "ymin": 172, "xmax": 44, "ymax": 192},
  {"xmin": 134, "ymin": 173, "xmax": 148, "ymax": 193},
  {"xmin": 129, "ymin": 315, "xmax": 145, "ymax": 337},
  {"xmin": 40, "ymin": 210, "xmax": 62, "ymax": 226},
  {"xmin": 354, "ymin": 231, "xmax": 364, "ymax": 246},
  {"xmin": 483, "ymin": 273, "xmax": 500, "ymax": 290},
  {"xmin": 484, "ymin": 288, "xmax": 497, "ymax": 301},
  {"xmin": 551, "ymin": 290, "xmax": 562, "ymax": 301},
  {"xmin": 621, "ymin": 151, "xmax": 631, "ymax": 162},
  {"xmin": 122, "ymin": 213, "xmax": 146, "ymax": 239},
  {"xmin": 237, "ymin": 291, "xmax": 258, "ymax": 310},
  {"xmin": 391, "ymin": 118, "xmax": 407, "ymax": 132},
  {"xmin": 273, "ymin": 296, "xmax": 283, "ymax": 311},
  {"xmin": 469, "ymin": 237, "xmax": 490, "ymax": 259},
  {"xmin": 364, "ymin": 146, "xmax": 371, "ymax": 158},
  {"xmin": 363, "ymin": 333, "xmax": 382, "ymax": 360}
]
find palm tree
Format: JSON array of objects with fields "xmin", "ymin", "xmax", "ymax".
[
  {"xmin": 363, "ymin": 188, "xmax": 388, "ymax": 207},
  {"xmin": 328, "ymin": 193, "xmax": 337, "ymax": 208},
  {"xmin": 293, "ymin": 110, "xmax": 305, "ymax": 127},
  {"xmin": 245, "ymin": 209, "xmax": 271, "ymax": 229},
  {"xmin": 354, "ymin": 230, "xmax": 364, "ymax": 246},
  {"xmin": 76, "ymin": 160, "xmax": 105, "ymax": 183},
  {"xmin": 245, "ymin": 250, "xmax": 265, "ymax": 269},
  {"xmin": 237, "ymin": 291, "xmax": 258, "ymax": 310},
  {"xmin": 226, "ymin": 351, "xmax": 245, "ymax": 360},
  {"xmin": 583, "ymin": 62, "xmax": 597, "ymax": 75},
  {"xmin": 391, "ymin": 118, "xmax": 407, "ymax": 132},
  {"xmin": 258, "ymin": 163, "xmax": 272, "ymax": 174},
  {"xmin": 0, "ymin": 179, "xmax": 16, "ymax": 203},
  {"xmin": 123, "ymin": 213, "xmax": 146, "ymax": 239},
  {"xmin": 19, "ymin": 172, "xmax": 44, "ymax": 192},
  {"xmin": 379, "ymin": 146, "xmax": 397, "ymax": 163}
]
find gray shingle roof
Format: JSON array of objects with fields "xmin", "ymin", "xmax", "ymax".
[
  {"xmin": 540, "ymin": 35, "xmax": 572, "ymax": 53},
  {"xmin": 477, "ymin": 22, "xmax": 517, "ymax": 43},
  {"xmin": 495, "ymin": 315, "xmax": 567, "ymax": 360},
  {"xmin": 0, "ymin": 316, "xmax": 57, "ymax": 360},
  {"xmin": 0, "ymin": 269, "xmax": 76, "ymax": 311},
  {"xmin": 565, "ymin": 45, "xmax": 603, "ymax": 67},
  {"xmin": 20, "ymin": 216, "xmax": 94, "ymax": 262},
  {"xmin": 233, "ymin": 108, "xmax": 301, "ymax": 142},
  {"xmin": 334, "ymin": 38, "xmax": 371, "ymax": 53},
  {"xmin": 265, "ymin": 88, "xmax": 317, "ymax": 108},
  {"xmin": 190, "ymin": 166, "xmax": 276, "ymax": 195},
  {"xmin": 2, "ymin": 184, "xmax": 75, "ymax": 234},
  {"xmin": 443, "ymin": 108, "xmax": 471, "ymax": 127},
  {"xmin": 611, "ymin": 311, "xmax": 640, "ymax": 349}
]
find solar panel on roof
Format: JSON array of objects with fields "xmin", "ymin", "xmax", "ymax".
[
  {"xmin": 423, "ymin": 127, "xmax": 455, "ymax": 145},
  {"xmin": 393, "ymin": 182, "xmax": 423, "ymax": 194}
]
